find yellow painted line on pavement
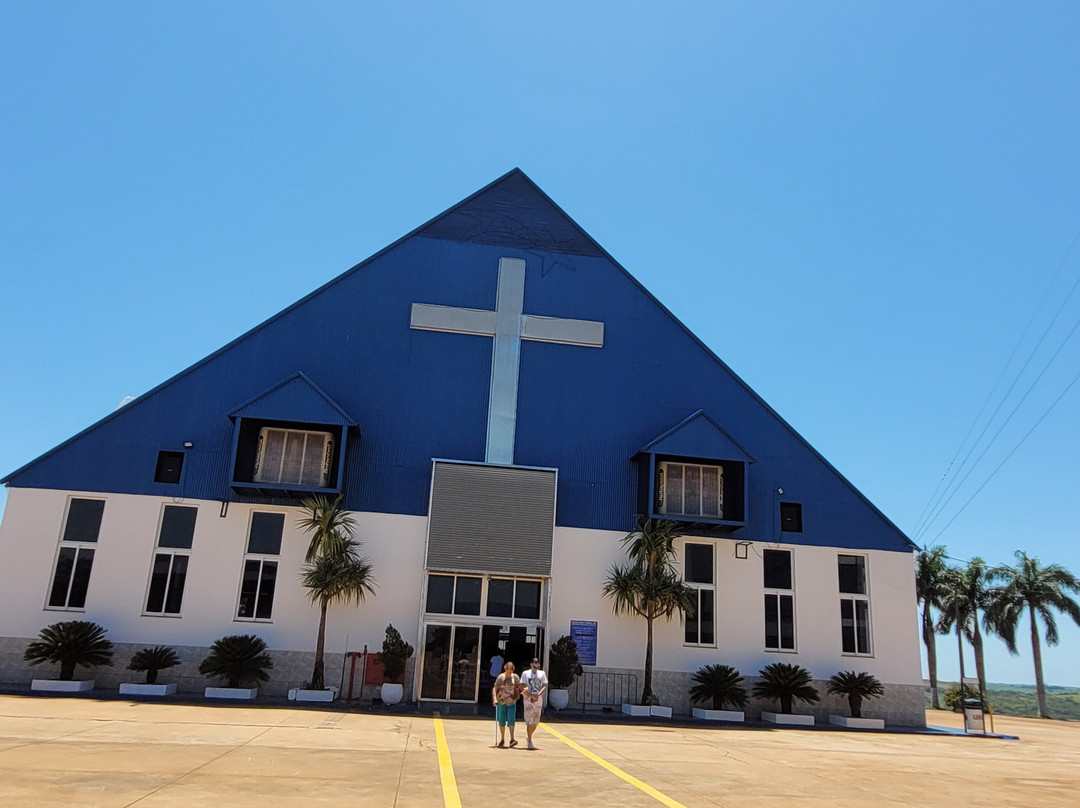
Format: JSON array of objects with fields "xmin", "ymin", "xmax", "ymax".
[
  {"xmin": 540, "ymin": 723, "xmax": 688, "ymax": 808},
  {"xmin": 433, "ymin": 713, "xmax": 463, "ymax": 808}
]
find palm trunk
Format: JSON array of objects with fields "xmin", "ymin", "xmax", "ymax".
[
  {"xmin": 923, "ymin": 603, "xmax": 940, "ymax": 709},
  {"xmin": 972, "ymin": 620, "xmax": 986, "ymax": 697},
  {"xmin": 641, "ymin": 605, "xmax": 654, "ymax": 704},
  {"xmin": 1030, "ymin": 604, "xmax": 1048, "ymax": 719},
  {"xmin": 311, "ymin": 598, "xmax": 328, "ymax": 690}
]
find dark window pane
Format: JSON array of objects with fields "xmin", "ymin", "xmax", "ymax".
[
  {"xmin": 247, "ymin": 513, "xmax": 284, "ymax": 555},
  {"xmin": 426, "ymin": 574, "xmax": 454, "ymax": 613},
  {"xmin": 685, "ymin": 543, "xmax": 714, "ymax": 584},
  {"xmin": 449, "ymin": 626, "xmax": 480, "ymax": 700},
  {"xmin": 840, "ymin": 598, "xmax": 856, "ymax": 653},
  {"xmin": 68, "ymin": 549, "xmax": 95, "ymax": 609},
  {"xmin": 764, "ymin": 594, "xmax": 779, "ymax": 648},
  {"xmin": 238, "ymin": 559, "xmax": 261, "ymax": 618},
  {"xmin": 164, "ymin": 554, "xmax": 188, "ymax": 614},
  {"xmin": 454, "ymin": 576, "xmax": 482, "ymax": 616},
  {"xmin": 48, "ymin": 547, "xmax": 76, "ymax": 607},
  {"xmin": 154, "ymin": 451, "xmax": 184, "ymax": 484},
  {"xmin": 146, "ymin": 553, "xmax": 171, "ymax": 613},
  {"xmin": 838, "ymin": 555, "xmax": 866, "ymax": 594},
  {"xmin": 255, "ymin": 561, "xmax": 277, "ymax": 619},
  {"xmin": 855, "ymin": 600, "xmax": 871, "ymax": 654},
  {"xmin": 763, "ymin": 550, "xmax": 792, "ymax": 590},
  {"xmin": 159, "ymin": 506, "xmax": 197, "ymax": 549},
  {"xmin": 63, "ymin": 499, "xmax": 104, "ymax": 543},
  {"xmin": 685, "ymin": 594, "xmax": 699, "ymax": 644},
  {"xmin": 514, "ymin": 580, "xmax": 541, "ymax": 620},
  {"xmin": 779, "ymin": 594, "xmax": 795, "ymax": 649},
  {"xmin": 420, "ymin": 625, "xmax": 452, "ymax": 700},
  {"xmin": 700, "ymin": 589, "xmax": 715, "ymax": 644},
  {"xmin": 780, "ymin": 502, "xmax": 803, "ymax": 532},
  {"xmin": 486, "ymin": 578, "xmax": 513, "ymax": 617}
]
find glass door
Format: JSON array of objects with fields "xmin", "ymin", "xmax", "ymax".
[{"xmin": 419, "ymin": 623, "xmax": 481, "ymax": 702}]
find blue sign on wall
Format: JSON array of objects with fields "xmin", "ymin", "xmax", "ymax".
[{"xmin": 570, "ymin": 620, "xmax": 598, "ymax": 666}]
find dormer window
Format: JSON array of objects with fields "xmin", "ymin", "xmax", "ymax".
[
  {"xmin": 657, "ymin": 461, "xmax": 723, "ymax": 519},
  {"xmin": 253, "ymin": 427, "xmax": 334, "ymax": 488}
]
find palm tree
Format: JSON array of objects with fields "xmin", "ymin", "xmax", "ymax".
[
  {"xmin": 985, "ymin": 551, "xmax": 1080, "ymax": 719},
  {"xmin": 826, "ymin": 670, "xmax": 884, "ymax": 719},
  {"xmin": 689, "ymin": 664, "xmax": 748, "ymax": 711},
  {"xmin": 752, "ymin": 662, "xmax": 820, "ymax": 715},
  {"xmin": 299, "ymin": 494, "xmax": 376, "ymax": 691},
  {"xmin": 915, "ymin": 546, "xmax": 949, "ymax": 708},
  {"xmin": 602, "ymin": 516, "xmax": 696, "ymax": 704},
  {"xmin": 936, "ymin": 558, "xmax": 991, "ymax": 696},
  {"xmin": 23, "ymin": 620, "xmax": 114, "ymax": 681}
]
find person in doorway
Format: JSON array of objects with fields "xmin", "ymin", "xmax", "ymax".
[
  {"xmin": 488, "ymin": 650, "xmax": 504, "ymax": 695},
  {"xmin": 491, "ymin": 660, "xmax": 520, "ymax": 748},
  {"xmin": 519, "ymin": 657, "xmax": 548, "ymax": 750}
]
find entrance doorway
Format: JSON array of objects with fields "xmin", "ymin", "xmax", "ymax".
[{"xmin": 419, "ymin": 622, "xmax": 544, "ymax": 703}]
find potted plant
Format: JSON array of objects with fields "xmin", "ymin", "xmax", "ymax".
[
  {"xmin": 753, "ymin": 662, "xmax": 820, "ymax": 725},
  {"xmin": 121, "ymin": 645, "xmax": 182, "ymax": 696},
  {"xmin": 198, "ymin": 634, "xmax": 273, "ymax": 700},
  {"xmin": 547, "ymin": 635, "xmax": 583, "ymax": 711},
  {"xmin": 378, "ymin": 624, "xmax": 414, "ymax": 705},
  {"xmin": 826, "ymin": 670, "xmax": 885, "ymax": 728},
  {"xmin": 689, "ymin": 664, "xmax": 748, "ymax": 722},
  {"xmin": 24, "ymin": 620, "xmax": 113, "ymax": 692}
]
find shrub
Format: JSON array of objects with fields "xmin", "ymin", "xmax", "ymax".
[
  {"xmin": 826, "ymin": 670, "xmax": 884, "ymax": 719},
  {"xmin": 944, "ymin": 683, "xmax": 978, "ymax": 712},
  {"xmin": 379, "ymin": 624, "xmax": 414, "ymax": 683},
  {"xmin": 548, "ymin": 635, "xmax": 584, "ymax": 689},
  {"xmin": 198, "ymin": 635, "xmax": 273, "ymax": 688},
  {"xmin": 689, "ymin": 664, "xmax": 748, "ymax": 711},
  {"xmin": 128, "ymin": 646, "xmax": 181, "ymax": 685},
  {"xmin": 752, "ymin": 662, "xmax": 820, "ymax": 714},
  {"xmin": 23, "ymin": 620, "xmax": 114, "ymax": 681}
]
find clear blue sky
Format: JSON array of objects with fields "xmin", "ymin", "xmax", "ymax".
[{"xmin": 3, "ymin": 3, "xmax": 1079, "ymax": 686}]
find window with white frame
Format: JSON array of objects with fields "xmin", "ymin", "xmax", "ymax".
[
  {"xmin": 838, "ymin": 554, "xmax": 871, "ymax": 655},
  {"xmin": 763, "ymin": 548, "xmax": 795, "ymax": 651},
  {"xmin": 237, "ymin": 512, "xmax": 284, "ymax": 620},
  {"xmin": 253, "ymin": 427, "xmax": 333, "ymax": 487},
  {"xmin": 486, "ymin": 577, "xmax": 542, "ymax": 620},
  {"xmin": 425, "ymin": 574, "xmax": 544, "ymax": 620},
  {"xmin": 657, "ymin": 461, "xmax": 724, "ymax": 519},
  {"xmin": 683, "ymin": 542, "xmax": 715, "ymax": 645},
  {"xmin": 145, "ymin": 505, "xmax": 197, "ymax": 615},
  {"xmin": 47, "ymin": 498, "xmax": 104, "ymax": 610}
]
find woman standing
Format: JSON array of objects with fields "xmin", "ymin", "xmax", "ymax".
[{"xmin": 491, "ymin": 661, "xmax": 521, "ymax": 748}]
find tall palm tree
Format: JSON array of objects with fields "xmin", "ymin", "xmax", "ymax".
[
  {"xmin": 915, "ymin": 546, "xmax": 949, "ymax": 709},
  {"xmin": 937, "ymin": 558, "xmax": 991, "ymax": 697},
  {"xmin": 985, "ymin": 551, "xmax": 1080, "ymax": 719},
  {"xmin": 298, "ymin": 496, "xmax": 376, "ymax": 690},
  {"xmin": 602, "ymin": 516, "xmax": 696, "ymax": 704}
]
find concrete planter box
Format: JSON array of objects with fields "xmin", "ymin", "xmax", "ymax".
[
  {"xmin": 650, "ymin": 705, "xmax": 672, "ymax": 718},
  {"xmin": 829, "ymin": 715, "xmax": 884, "ymax": 729},
  {"xmin": 120, "ymin": 682, "xmax": 177, "ymax": 696},
  {"xmin": 289, "ymin": 687, "xmax": 337, "ymax": 703},
  {"xmin": 622, "ymin": 703, "xmax": 651, "ymax": 716},
  {"xmin": 32, "ymin": 679, "xmax": 94, "ymax": 693},
  {"xmin": 204, "ymin": 687, "xmax": 257, "ymax": 700},
  {"xmin": 762, "ymin": 711, "xmax": 815, "ymax": 726},
  {"xmin": 692, "ymin": 708, "xmax": 745, "ymax": 722}
]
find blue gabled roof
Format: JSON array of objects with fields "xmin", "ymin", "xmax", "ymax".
[
  {"xmin": 639, "ymin": 410, "xmax": 756, "ymax": 463},
  {"xmin": 229, "ymin": 372, "xmax": 357, "ymax": 426}
]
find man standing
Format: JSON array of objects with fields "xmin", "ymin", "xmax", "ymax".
[{"xmin": 520, "ymin": 657, "xmax": 548, "ymax": 750}]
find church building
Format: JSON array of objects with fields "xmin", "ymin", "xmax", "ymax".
[{"xmin": 0, "ymin": 170, "xmax": 925, "ymax": 724}]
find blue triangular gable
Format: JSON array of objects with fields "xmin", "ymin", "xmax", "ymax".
[
  {"xmin": 640, "ymin": 410, "xmax": 756, "ymax": 463},
  {"xmin": 229, "ymin": 372, "xmax": 356, "ymax": 426}
]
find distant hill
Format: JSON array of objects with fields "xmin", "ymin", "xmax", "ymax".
[{"xmin": 926, "ymin": 681, "xmax": 1080, "ymax": 721}]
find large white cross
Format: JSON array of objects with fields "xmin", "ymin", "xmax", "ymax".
[{"xmin": 410, "ymin": 257, "xmax": 604, "ymax": 465}]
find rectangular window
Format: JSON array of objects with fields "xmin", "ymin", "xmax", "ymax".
[
  {"xmin": 47, "ymin": 498, "xmax": 104, "ymax": 609},
  {"xmin": 154, "ymin": 451, "xmax": 185, "ymax": 484},
  {"xmin": 425, "ymin": 574, "xmax": 482, "ymax": 616},
  {"xmin": 839, "ymin": 555, "xmax": 872, "ymax": 654},
  {"xmin": 657, "ymin": 461, "xmax": 724, "ymax": 519},
  {"xmin": 253, "ymin": 427, "xmax": 333, "ymax": 487},
  {"xmin": 145, "ymin": 506, "xmax": 197, "ymax": 615},
  {"xmin": 236, "ymin": 512, "xmax": 283, "ymax": 620},
  {"xmin": 683, "ymin": 542, "xmax": 715, "ymax": 645},
  {"xmin": 763, "ymin": 549, "xmax": 795, "ymax": 651},
  {"xmin": 780, "ymin": 502, "xmax": 803, "ymax": 532},
  {"xmin": 429, "ymin": 574, "xmax": 545, "ymax": 619}
]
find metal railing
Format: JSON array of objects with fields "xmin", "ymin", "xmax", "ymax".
[{"xmin": 576, "ymin": 670, "xmax": 639, "ymax": 708}]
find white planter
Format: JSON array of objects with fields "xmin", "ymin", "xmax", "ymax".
[
  {"xmin": 693, "ymin": 708, "xmax": 745, "ymax": 722},
  {"xmin": 650, "ymin": 705, "xmax": 672, "ymax": 718},
  {"xmin": 829, "ymin": 715, "xmax": 884, "ymax": 729},
  {"xmin": 32, "ymin": 679, "xmax": 94, "ymax": 692},
  {"xmin": 381, "ymin": 682, "xmax": 404, "ymax": 705},
  {"xmin": 204, "ymin": 687, "xmax": 257, "ymax": 700},
  {"xmin": 120, "ymin": 682, "xmax": 177, "ymax": 696},
  {"xmin": 622, "ymin": 703, "xmax": 651, "ymax": 716},
  {"xmin": 289, "ymin": 687, "xmax": 338, "ymax": 703},
  {"xmin": 762, "ymin": 711, "xmax": 815, "ymax": 726},
  {"xmin": 548, "ymin": 689, "xmax": 570, "ymax": 711}
]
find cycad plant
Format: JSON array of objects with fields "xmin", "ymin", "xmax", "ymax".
[
  {"xmin": 23, "ymin": 620, "xmax": 114, "ymax": 681},
  {"xmin": 689, "ymin": 664, "xmax": 748, "ymax": 711},
  {"xmin": 128, "ymin": 645, "xmax": 181, "ymax": 685},
  {"xmin": 752, "ymin": 662, "xmax": 819, "ymax": 715},
  {"xmin": 198, "ymin": 634, "xmax": 273, "ymax": 689},
  {"xmin": 826, "ymin": 670, "xmax": 884, "ymax": 719}
]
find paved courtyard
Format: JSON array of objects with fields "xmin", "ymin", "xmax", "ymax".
[{"xmin": 0, "ymin": 695, "xmax": 1077, "ymax": 807}]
